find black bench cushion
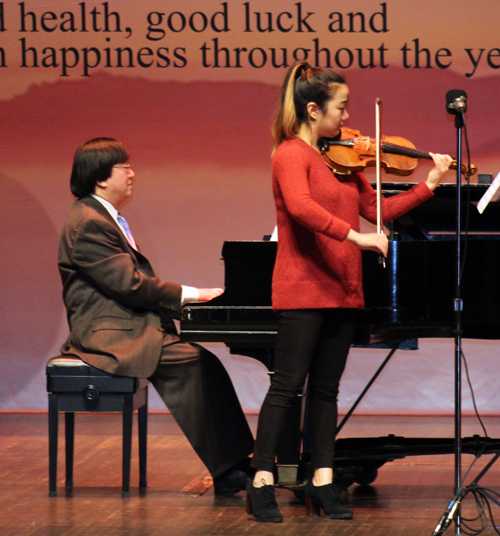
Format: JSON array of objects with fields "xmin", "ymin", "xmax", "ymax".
[{"xmin": 46, "ymin": 356, "xmax": 147, "ymax": 393}]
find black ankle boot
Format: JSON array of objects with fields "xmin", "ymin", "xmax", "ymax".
[
  {"xmin": 246, "ymin": 481, "xmax": 283, "ymax": 523},
  {"xmin": 305, "ymin": 480, "xmax": 353, "ymax": 519}
]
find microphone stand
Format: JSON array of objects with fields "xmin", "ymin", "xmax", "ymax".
[
  {"xmin": 452, "ymin": 111, "xmax": 464, "ymax": 536},
  {"xmin": 432, "ymin": 109, "xmax": 465, "ymax": 536},
  {"xmin": 434, "ymin": 93, "xmax": 500, "ymax": 534}
]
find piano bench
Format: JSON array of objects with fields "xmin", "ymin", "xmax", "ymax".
[{"xmin": 46, "ymin": 355, "xmax": 148, "ymax": 498}]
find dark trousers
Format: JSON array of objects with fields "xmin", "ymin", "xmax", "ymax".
[
  {"xmin": 251, "ymin": 309, "xmax": 356, "ymax": 472},
  {"xmin": 148, "ymin": 334, "xmax": 254, "ymax": 478}
]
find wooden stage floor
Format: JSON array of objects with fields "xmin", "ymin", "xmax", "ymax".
[{"xmin": 2, "ymin": 412, "xmax": 500, "ymax": 535}]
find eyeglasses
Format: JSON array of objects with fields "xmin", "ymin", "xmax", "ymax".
[{"xmin": 113, "ymin": 164, "xmax": 132, "ymax": 171}]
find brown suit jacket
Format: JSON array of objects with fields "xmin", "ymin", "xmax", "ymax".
[{"xmin": 58, "ymin": 196, "xmax": 182, "ymax": 378}]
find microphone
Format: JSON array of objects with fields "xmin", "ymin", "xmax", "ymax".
[
  {"xmin": 431, "ymin": 487, "xmax": 468, "ymax": 536},
  {"xmin": 446, "ymin": 89, "xmax": 467, "ymax": 115}
]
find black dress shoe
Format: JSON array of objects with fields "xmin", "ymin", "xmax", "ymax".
[
  {"xmin": 213, "ymin": 460, "xmax": 253, "ymax": 497},
  {"xmin": 305, "ymin": 480, "xmax": 353, "ymax": 519}
]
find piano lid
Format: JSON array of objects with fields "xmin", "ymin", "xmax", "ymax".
[{"xmin": 379, "ymin": 183, "xmax": 500, "ymax": 240}]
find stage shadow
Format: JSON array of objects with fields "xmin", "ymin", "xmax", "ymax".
[{"xmin": 0, "ymin": 172, "xmax": 61, "ymax": 402}]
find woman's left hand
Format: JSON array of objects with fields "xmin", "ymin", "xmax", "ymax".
[{"xmin": 425, "ymin": 153, "xmax": 454, "ymax": 191}]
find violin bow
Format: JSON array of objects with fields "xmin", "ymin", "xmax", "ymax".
[{"xmin": 375, "ymin": 98, "xmax": 386, "ymax": 268}]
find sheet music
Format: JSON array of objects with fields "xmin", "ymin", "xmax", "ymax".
[
  {"xmin": 270, "ymin": 226, "xmax": 278, "ymax": 241},
  {"xmin": 477, "ymin": 171, "xmax": 500, "ymax": 214}
]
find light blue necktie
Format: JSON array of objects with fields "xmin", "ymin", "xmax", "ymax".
[{"xmin": 117, "ymin": 214, "xmax": 137, "ymax": 250}]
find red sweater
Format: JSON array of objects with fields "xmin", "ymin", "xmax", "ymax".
[{"xmin": 272, "ymin": 139, "xmax": 434, "ymax": 310}]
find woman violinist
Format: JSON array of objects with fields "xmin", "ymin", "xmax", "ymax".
[{"xmin": 246, "ymin": 61, "xmax": 453, "ymax": 523}]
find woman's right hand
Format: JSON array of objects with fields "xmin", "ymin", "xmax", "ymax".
[{"xmin": 346, "ymin": 229, "xmax": 388, "ymax": 257}]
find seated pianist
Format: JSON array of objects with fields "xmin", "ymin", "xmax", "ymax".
[{"xmin": 58, "ymin": 137, "xmax": 255, "ymax": 496}]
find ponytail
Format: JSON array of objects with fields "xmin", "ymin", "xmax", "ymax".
[{"xmin": 271, "ymin": 62, "xmax": 346, "ymax": 154}]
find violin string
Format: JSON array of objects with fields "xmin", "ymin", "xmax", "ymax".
[
  {"xmin": 356, "ymin": 134, "xmax": 430, "ymax": 160},
  {"xmin": 381, "ymin": 141, "xmax": 431, "ymax": 160}
]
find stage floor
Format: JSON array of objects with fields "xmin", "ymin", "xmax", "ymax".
[{"xmin": 1, "ymin": 412, "xmax": 500, "ymax": 535}]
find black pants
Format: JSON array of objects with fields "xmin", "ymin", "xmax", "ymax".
[
  {"xmin": 148, "ymin": 334, "xmax": 254, "ymax": 478},
  {"xmin": 251, "ymin": 309, "xmax": 356, "ymax": 472}
]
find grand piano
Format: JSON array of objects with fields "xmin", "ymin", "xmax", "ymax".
[{"xmin": 181, "ymin": 182, "xmax": 500, "ymax": 488}]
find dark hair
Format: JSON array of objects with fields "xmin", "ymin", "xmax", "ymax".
[
  {"xmin": 272, "ymin": 62, "xmax": 346, "ymax": 152},
  {"xmin": 70, "ymin": 138, "xmax": 130, "ymax": 198}
]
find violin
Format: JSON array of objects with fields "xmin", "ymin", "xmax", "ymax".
[{"xmin": 319, "ymin": 127, "xmax": 476, "ymax": 178}]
